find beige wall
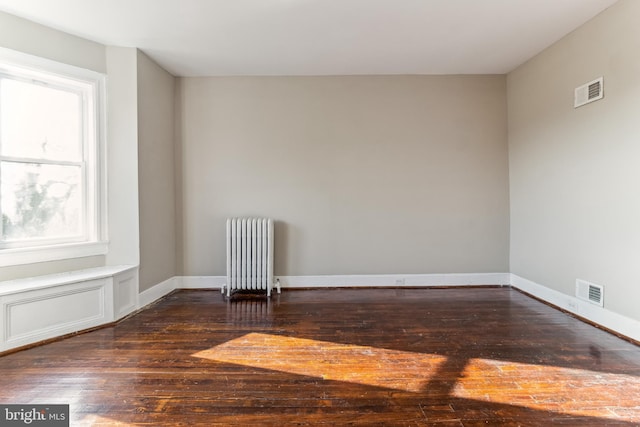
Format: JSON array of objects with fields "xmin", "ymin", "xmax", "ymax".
[
  {"xmin": 508, "ymin": 0, "xmax": 640, "ymax": 321},
  {"xmin": 137, "ymin": 51, "xmax": 177, "ymax": 291},
  {"xmin": 177, "ymin": 75, "xmax": 510, "ymax": 276}
]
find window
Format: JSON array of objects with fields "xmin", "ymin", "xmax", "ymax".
[{"xmin": 0, "ymin": 49, "xmax": 107, "ymax": 267}]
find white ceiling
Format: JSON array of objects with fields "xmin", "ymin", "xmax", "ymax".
[{"xmin": 0, "ymin": 0, "xmax": 618, "ymax": 77}]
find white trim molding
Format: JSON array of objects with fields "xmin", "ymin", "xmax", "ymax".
[
  {"xmin": 0, "ymin": 241, "xmax": 109, "ymax": 268},
  {"xmin": 138, "ymin": 276, "xmax": 178, "ymax": 309},
  {"xmin": 277, "ymin": 273, "xmax": 511, "ymax": 288},
  {"xmin": 510, "ymin": 274, "xmax": 640, "ymax": 343}
]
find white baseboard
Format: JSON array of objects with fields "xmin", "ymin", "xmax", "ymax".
[
  {"xmin": 167, "ymin": 273, "xmax": 511, "ymax": 291},
  {"xmin": 511, "ymin": 274, "xmax": 640, "ymax": 343},
  {"xmin": 138, "ymin": 276, "xmax": 178, "ymax": 309},
  {"xmin": 277, "ymin": 273, "xmax": 511, "ymax": 288}
]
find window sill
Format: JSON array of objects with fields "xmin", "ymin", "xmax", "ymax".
[{"xmin": 0, "ymin": 241, "xmax": 109, "ymax": 267}]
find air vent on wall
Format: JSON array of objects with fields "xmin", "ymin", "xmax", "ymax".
[
  {"xmin": 574, "ymin": 77, "xmax": 603, "ymax": 108},
  {"xmin": 576, "ymin": 279, "xmax": 604, "ymax": 307}
]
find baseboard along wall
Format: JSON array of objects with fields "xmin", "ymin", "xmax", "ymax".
[{"xmin": 2, "ymin": 271, "xmax": 639, "ymax": 353}]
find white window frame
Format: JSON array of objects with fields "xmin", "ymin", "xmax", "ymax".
[{"xmin": 0, "ymin": 48, "xmax": 107, "ymax": 267}]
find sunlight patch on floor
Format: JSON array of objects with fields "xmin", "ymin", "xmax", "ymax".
[
  {"xmin": 192, "ymin": 332, "xmax": 447, "ymax": 393},
  {"xmin": 453, "ymin": 358, "xmax": 640, "ymax": 422}
]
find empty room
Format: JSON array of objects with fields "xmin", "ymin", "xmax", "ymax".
[{"xmin": 0, "ymin": 0, "xmax": 639, "ymax": 425}]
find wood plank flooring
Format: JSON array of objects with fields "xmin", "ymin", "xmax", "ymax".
[{"xmin": 1, "ymin": 287, "xmax": 640, "ymax": 426}]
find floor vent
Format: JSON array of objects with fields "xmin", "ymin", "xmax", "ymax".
[
  {"xmin": 574, "ymin": 77, "xmax": 603, "ymax": 108},
  {"xmin": 576, "ymin": 279, "xmax": 604, "ymax": 307}
]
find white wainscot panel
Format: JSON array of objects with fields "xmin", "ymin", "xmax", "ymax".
[
  {"xmin": 113, "ymin": 269, "xmax": 138, "ymax": 320},
  {"xmin": 1, "ymin": 279, "xmax": 109, "ymax": 351}
]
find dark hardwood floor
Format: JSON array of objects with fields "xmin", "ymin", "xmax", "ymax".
[{"xmin": 1, "ymin": 287, "xmax": 640, "ymax": 426}]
